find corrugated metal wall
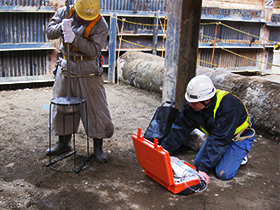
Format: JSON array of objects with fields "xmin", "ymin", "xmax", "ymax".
[
  {"xmin": 200, "ymin": 21, "xmax": 262, "ymax": 44},
  {"xmin": 0, "ymin": 0, "xmax": 50, "ymax": 6},
  {"xmin": 0, "ymin": 12, "xmax": 51, "ymax": 77},
  {"xmin": 67, "ymin": 0, "xmax": 168, "ymax": 11},
  {"xmin": 117, "ymin": 16, "xmax": 156, "ymax": 33},
  {"xmin": 0, "ymin": 51, "xmax": 47, "ymax": 77},
  {"xmin": 199, "ymin": 20, "xmax": 262, "ymax": 69},
  {"xmin": 0, "ymin": 0, "xmax": 279, "ymax": 83},
  {"xmin": 0, "ymin": 0, "xmax": 53, "ymax": 79},
  {"xmin": 269, "ymin": 26, "xmax": 280, "ymax": 42},
  {"xmin": 199, "ymin": 48, "xmax": 257, "ymax": 69},
  {"xmin": 0, "ymin": 13, "xmax": 48, "ymax": 43},
  {"xmin": 100, "ymin": 0, "xmax": 168, "ymax": 11},
  {"xmin": 219, "ymin": 22, "xmax": 261, "ymax": 41},
  {"xmin": 0, "ymin": 0, "xmax": 169, "ymax": 81}
]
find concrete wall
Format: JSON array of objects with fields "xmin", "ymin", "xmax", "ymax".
[{"xmin": 119, "ymin": 52, "xmax": 280, "ymax": 140}]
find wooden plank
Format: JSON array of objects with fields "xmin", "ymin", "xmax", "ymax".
[
  {"xmin": 0, "ymin": 43, "xmax": 55, "ymax": 51},
  {"xmin": 0, "ymin": 75, "xmax": 54, "ymax": 85},
  {"xmin": 163, "ymin": 0, "xmax": 202, "ymax": 111}
]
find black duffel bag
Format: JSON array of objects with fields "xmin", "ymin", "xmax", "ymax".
[{"xmin": 144, "ymin": 101, "xmax": 179, "ymax": 144}]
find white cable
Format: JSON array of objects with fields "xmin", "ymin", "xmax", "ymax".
[
  {"xmin": 170, "ymin": 156, "xmax": 208, "ymax": 193},
  {"xmin": 181, "ymin": 169, "xmax": 208, "ymax": 193}
]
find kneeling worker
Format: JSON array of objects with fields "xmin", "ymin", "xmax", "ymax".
[{"xmin": 161, "ymin": 75, "xmax": 255, "ymax": 184}]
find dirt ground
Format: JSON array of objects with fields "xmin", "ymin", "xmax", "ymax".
[{"xmin": 0, "ymin": 83, "xmax": 279, "ymax": 209}]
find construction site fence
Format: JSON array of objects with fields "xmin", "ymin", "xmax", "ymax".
[
  {"xmin": 112, "ymin": 16, "xmax": 280, "ymax": 73},
  {"xmin": 0, "ymin": 1, "xmax": 279, "ymax": 84}
]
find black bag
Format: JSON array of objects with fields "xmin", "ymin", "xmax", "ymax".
[{"xmin": 144, "ymin": 101, "xmax": 179, "ymax": 144}]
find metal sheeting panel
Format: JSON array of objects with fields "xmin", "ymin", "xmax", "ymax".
[
  {"xmin": 100, "ymin": 0, "xmax": 168, "ymax": 12},
  {"xmin": 0, "ymin": 0, "xmax": 51, "ymax": 6},
  {"xmin": 219, "ymin": 48, "xmax": 257, "ymax": 67},
  {"xmin": 0, "ymin": 50, "xmax": 48, "ymax": 77},
  {"xmin": 118, "ymin": 16, "xmax": 156, "ymax": 33},
  {"xmin": 0, "ymin": 13, "xmax": 49, "ymax": 43},
  {"xmin": 269, "ymin": 27, "xmax": 280, "ymax": 42},
  {"xmin": 104, "ymin": 15, "xmax": 166, "ymax": 34},
  {"xmin": 220, "ymin": 21, "xmax": 261, "ymax": 41},
  {"xmin": 0, "ymin": 3, "xmax": 52, "ymax": 80},
  {"xmin": 199, "ymin": 48, "xmax": 212, "ymax": 68},
  {"xmin": 199, "ymin": 48, "xmax": 258, "ymax": 69},
  {"xmin": 68, "ymin": 0, "xmax": 168, "ymax": 12},
  {"xmin": 200, "ymin": 20, "xmax": 262, "ymax": 43},
  {"xmin": 200, "ymin": 21, "xmax": 217, "ymax": 43}
]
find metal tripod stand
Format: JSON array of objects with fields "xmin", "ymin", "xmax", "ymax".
[{"xmin": 46, "ymin": 97, "xmax": 92, "ymax": 173}]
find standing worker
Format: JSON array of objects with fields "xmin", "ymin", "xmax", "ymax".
[
  {"xmin": 46, "ymin": 0, "xmax": 114, "ymax": 163},
  {"xmin": 161, "ymin": 75, "xmax": 255, "ymax": 184}
]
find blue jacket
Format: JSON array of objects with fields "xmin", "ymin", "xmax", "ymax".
[{"xmin": 161, "ymin": 92, "xmax": 248, "ymax": 173}]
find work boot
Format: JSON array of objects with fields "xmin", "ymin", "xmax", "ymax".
[
  {"xmin": 94, "ymin": 138, "xmax": 108, "ymax": 163},
  {"xmin": 46, "ymin": 135, "xmax": 72, "ymax": 156},
  {"xmin": 240, "ymin": 155, "xmax": 248, "ymax": 166}
]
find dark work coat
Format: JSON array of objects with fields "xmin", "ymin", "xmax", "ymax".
[{"xmin": 161, "ymin": 93, "xmax": 248, "ymax": 172}]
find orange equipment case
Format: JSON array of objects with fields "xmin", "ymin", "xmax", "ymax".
[{"xmin": 132, "ymin": 128, "xmax": 204, "ymax": 195}]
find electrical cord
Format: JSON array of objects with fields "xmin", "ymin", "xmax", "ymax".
[
  {"xmin": 171, "ymin": 157, "xmax": 208, "ymax": 193},
  {"xmin": 181, "ymin": 171, "xmax": 208, "ymax": 193}
]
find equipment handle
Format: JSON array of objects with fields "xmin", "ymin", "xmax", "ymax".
[{"xmin": 154, "ymin": 138, "xmax": 158, "ymax": 149}]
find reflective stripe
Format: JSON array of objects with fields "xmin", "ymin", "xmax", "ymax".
[
  {"xmin": 199, "ymin": 126, "xmax": 208, "ymax": 135},
  {"xmin": 199, "ymin": 89, "xmax": 249, "ymax": 136},
  {"xmin": 213, "ymin": 89, "xmax": 228, "ymax": 120},
  {"xmin": 230, "ymin": 93, "xmax": 250, "ymax": 136}
]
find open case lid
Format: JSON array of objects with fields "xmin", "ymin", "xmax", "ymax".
[{"xmin": 132, "ymin": 128, "xmax": 175, "ymax": 186}]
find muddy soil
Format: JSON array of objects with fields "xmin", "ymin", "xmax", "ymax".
[{"xmin": 0, "ymin": 84, "xmax": 279, "ymax": 209}]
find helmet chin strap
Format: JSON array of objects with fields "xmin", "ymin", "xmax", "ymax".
[{"xmin": 200, "ymin": 101, "xmax": 209, "ymax": 109}]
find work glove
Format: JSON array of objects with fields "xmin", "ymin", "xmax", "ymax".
[
  {"xmin": 61, "ymin": 19, "xmax": 75, "ymax": 43},
  {"xmin": 61, "ymin": 19, "xmax": 72, "ymax": 32},
  {"xmin": 63, "ymin": 29, "xmax": 75, "ymax": 43}
]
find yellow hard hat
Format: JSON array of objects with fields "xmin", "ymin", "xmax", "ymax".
[{"xmin": 74, "ymin": 0, "xmax": 100, "ymax": 21}]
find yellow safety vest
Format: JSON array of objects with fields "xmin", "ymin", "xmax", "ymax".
[
  {"xmin": 63, "ymin": 7, "xmax": 102, "ymax": 51},
  {"xmin": 199, "ymin": 89, "xmax": 250, "ymax": 136}
]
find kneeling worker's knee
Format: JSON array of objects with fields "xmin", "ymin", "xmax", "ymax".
[{"xmin": 215, "ymin": 169, "xmax": 235, "ymax": 181}]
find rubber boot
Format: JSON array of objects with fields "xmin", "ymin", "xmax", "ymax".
[
  {"xmin": 46, "ymin": 135, "xmax": 72, "ymax": 156},
  {"xmin": 240, "ymin": 155, "xmax": 248, "ymax": 166},
  {"xmin": 94, "ymin": 138, "xmax": 108, "ymax": 163}
]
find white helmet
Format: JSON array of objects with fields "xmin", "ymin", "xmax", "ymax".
[{"xmin": 185, "ymin": 75, "xmax": 216, "ymax": 102}]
